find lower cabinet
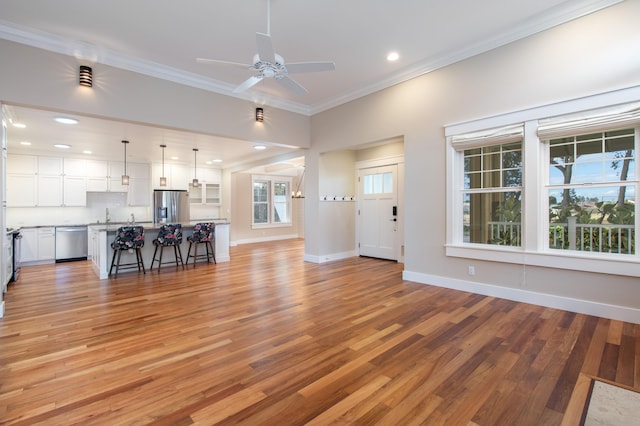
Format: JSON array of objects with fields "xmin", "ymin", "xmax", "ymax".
[{"xmin": 20, "ymin": 227, "xmax": 55, "ymax": 265}]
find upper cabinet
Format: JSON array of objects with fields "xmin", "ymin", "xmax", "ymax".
[
  {"xmin": 5, "ymin": 155, "xmax": 152, "ymax": 207},
  {"xmin": 151, "ymin": 162, "xmax": 189, "ymax": 190}
]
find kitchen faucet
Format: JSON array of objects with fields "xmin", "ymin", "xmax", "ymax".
[
  {"xmin": 105, "ymin": 208, "xmax": 111, "ymax": 223},
  {"xmin": 130, "ymin": 213, "xmax": 135, "ymax": 224}
]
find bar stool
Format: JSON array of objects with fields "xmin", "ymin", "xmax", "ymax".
[
  {"xmin": 151, "ymin": 224, "xmax": 184, "ymax": 270},
  {"xmin": 186, "ymin": 222, "xmax": 216, "ymax": 266},
  {"xmin": 109, "ymin": 226, "xmax": 146, "ymax": 277}
]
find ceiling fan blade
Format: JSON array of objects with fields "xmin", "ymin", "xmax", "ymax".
[
  {"xmin": 233, "ymin": 76, "xmax": 263, "ymax": 93},
  {"xmin": 196, "ymin": 58, "xmax": 252, "ymax": 69},
  {"xmin": 286, "ymin": 61, "xmax": 336, "ymax": 73},
  {"xmin": 255, "ymin": 32, "xmax": 276, "ymax": 63},
  {"xmin": 277, "ymin": 75, "xmax": 308, "ymax": 95}
]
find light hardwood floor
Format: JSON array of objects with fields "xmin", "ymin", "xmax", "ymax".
[{"xmin": 0, "ymin": 239, "xmax": 638, "ymax": 425}]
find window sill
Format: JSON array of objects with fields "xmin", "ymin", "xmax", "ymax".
[
  {"xmin": 251, "ymin": 223, "xmax": 292, "ymax": 230},
  {"xmin": 445, "ymin": 244, "xmax": 640, "ymax": 277}
]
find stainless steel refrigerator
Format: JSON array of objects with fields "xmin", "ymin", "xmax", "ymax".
[{"xmin": 153, "ymin": 190, "xmax": 190, "ymax": 223}]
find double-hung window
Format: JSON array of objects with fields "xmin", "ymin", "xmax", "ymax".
[
  {"xmin": 252, "ymin": 175, "xmax": 292, "ymax": 227},
  {"xmin": 452, "ymin": 125, "xmax": 524, "ymax": 247},
  {"xmin": 446, "ymin": 95, "xmax": 640, "ymax": 277},
  {"xmin": 540, "ymin": 107, "xmax": 638, "ymax": 255}
]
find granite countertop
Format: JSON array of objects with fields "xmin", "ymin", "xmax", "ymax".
[{"xmin": 88, "ymin": 220, "xmax": 229, "ymax": 232}]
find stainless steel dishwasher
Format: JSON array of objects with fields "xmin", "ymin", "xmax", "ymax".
[{"xmin": 55, "ymin": 226, "xmax": 88, "ymax": 262}]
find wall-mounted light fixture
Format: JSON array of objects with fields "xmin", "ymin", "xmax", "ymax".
[
  {"xmin": 121, "ymin": 140, "xmax": 130, "ymax": 185},
  {"xmin": 255, "ymin": 107, "xmax": 264, "ymax": 122},
  {"xmin": 292, "ymin": 167, "xmax": 305, "ymax": 198},
  {"xmin": 79, "ymin": 65, "xmax": 93, "ymax": 87},
  {"xmin": 192, "ymin": 148, "xmax": 199, "ymax": 188},
  {"xmin": 159, "ymin": 144, "xmax": 167, "ymax": 187}
]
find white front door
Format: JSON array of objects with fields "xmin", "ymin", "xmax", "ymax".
[{"xmin": 358, "ymin": 165, "xmax": 398, "ymax": 260}]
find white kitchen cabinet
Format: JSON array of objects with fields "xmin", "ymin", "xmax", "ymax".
[
  {"xmin": 38, "ymin": 156, "xmax": 63, "ymax": 175},
  {"xmin": 189, "ymin": 182, "xmax": 221, "ymax": 205},
  {"xmin": 63, "ymin": 176, "xmax": 87, "ymax": 206},
  {"xmin": 152, "ymin": 163, "xmax": 190, "ymax": 190},
  {"xmin": 129, "ymin": 162, "xmax": 149, "ymax": 179},
  {"xmin": 7, "ymin": 154, "xmax": 37, "ymax": 174},
  {"xmin": 19, "ymin": 228, "xmax": 38, "ymax": 262},
  {"xmin": 6, "ymin": 174, "xmax": 37, "ymax": 206},
  {"xmin": 171, "ymin": 164, "xmax": 190, "ymax": 190},
  {"xmin": 128, "ymin": 178, "xmax": 150, "ymax": 206},
  {"xmin": 63, "ymin": 158, "xmax": 86, "ymax": 176},
  {"xmin": 127, "ymin": 163, "xmax": 150, "ymax": 206},
  {"xmin": 108, "ymin": 161, "xmax": 129, "ymax": 193},
  {"xmin": 20, "ymin": 227, "xmax": 56, "ymax": 264},
  {"xmin": 37, "ymin": 227, "xmax": 55, "ymax": 261},
  {"xmin": 38, "ymin": 175, "xmax": 63, "ymax": 206}
]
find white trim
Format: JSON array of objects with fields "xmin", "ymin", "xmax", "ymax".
[
  {"xmin": 232, "ymin": 234, "xmax": 300, "ymax": 246},
  {"xmin": 445, "ymin": 85, "xmax": 640, "ymax": 136},
  {"xmin": 0, "ymin": 0, "xmax": 622, "ymax": 115},
  {"xmin": 355, "ymin": 155, "xmax": 405, "ymax": 170},
  {"xmin": 303, "ymin": 250, "xmax": 358, "ymax": 264},
  {"xmin": 445, "ymin": 244, "xmax": 640, "ymax": 277},
  {"xmin": 402, "ymin": 270, "xmax": 640, "ymax": 324},
  {"xmin": 445, "ymin": 85, "xmax": 640, "ymax": 276},
  {"xmin": 538, "ymin": 101, "xmax": 640, "ymax": 139},
  {"xmin": 0, "ymin": 300, "xmax": 4, "ymax": 318},
  {"xmin": 451, "ymin": 124, "xmax": 523, "ymax": 150}
]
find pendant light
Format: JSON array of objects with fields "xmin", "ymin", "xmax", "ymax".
[
  {"xmin": 159, "ymin": 144, "xmax": 167, "ymax": 187},
  {"xmin": 121, "ymin": 140, "xmax": 130, "ymax": 185},
  {"xmin": 192, "ymin": 148, "xmax": 199, "ymax": 188}
]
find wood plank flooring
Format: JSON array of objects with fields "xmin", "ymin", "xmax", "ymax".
[{"xmin": 0, "ymin": 239, "xmax": 638, "ymax": 425}]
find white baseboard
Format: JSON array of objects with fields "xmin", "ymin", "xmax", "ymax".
[
  {"xmin": 0, "ymin": 300, "xmax": 4, "ymax": 318},
  {"xmin": 231, "ymin": 234, "xmax": 300, "ymax": 246},
  {"xmin": 403, "ymin": 270, "xmax": 640, "ymax": 324},
  {"xmin": 304, "ymin": 250, "xmax": 358, "ymax": 263}
]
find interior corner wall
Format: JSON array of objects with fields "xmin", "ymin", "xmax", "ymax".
[{"xmin": 307, "ymin": 0, "xmax": 640, "ymax": 316}]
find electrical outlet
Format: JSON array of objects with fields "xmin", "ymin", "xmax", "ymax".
[{"xmin": 468, "ymin": 266, "xmax": 475, "ymax": 276}]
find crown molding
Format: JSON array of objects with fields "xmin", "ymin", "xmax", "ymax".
[
  {"xmin": 307, "ymin": 0, "xmax": 623, "ymax": 115},
  {"xmin": 0, "ymin": 0, "xmax": 622, "ymax": 117}
]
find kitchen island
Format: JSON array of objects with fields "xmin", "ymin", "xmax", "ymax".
[{"xmin": 88, "ymin": 220, "xmax": 230, "ymax": 279}]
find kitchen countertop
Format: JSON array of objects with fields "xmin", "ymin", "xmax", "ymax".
[{"xmin": 88, "ymin": 220, "xmax": 230, "ymax": 232}]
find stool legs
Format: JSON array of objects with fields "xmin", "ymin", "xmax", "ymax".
[
  {"xmin": 186, "ymin": 240, "xmax": 216, "ymax": 266},
  {"xmin": 151, "ymin": 244, "xmax": 185, "ymax": 270},
  {"xmin": 109, "ymin": 248, "xmax": 145, "ymax": 278}
]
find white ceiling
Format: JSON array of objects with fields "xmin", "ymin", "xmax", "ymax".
[{"xmin": 0, "ymin": 0, "xmax": 621, "ymax": 169}]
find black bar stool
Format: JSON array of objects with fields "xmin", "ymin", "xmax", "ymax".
[
  {"xmin": 151, "ymin": 224, "xmax": 184, "ymax": 270},
  {"xmin": 186, "ymin": 222, "xmax": 216, "ymax": 266},
  {"xmin": 109, "ymin": 226, "xmax": 146, "ymax": 277}
]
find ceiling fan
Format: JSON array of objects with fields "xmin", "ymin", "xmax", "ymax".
[{"xmin": 196, "ymin": 0, "xmax": 335, "ymax": 95}]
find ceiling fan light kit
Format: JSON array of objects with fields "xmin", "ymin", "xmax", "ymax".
[{"xmin": 196, "ymin": 0, "xmax": 335, "ymax": 96}]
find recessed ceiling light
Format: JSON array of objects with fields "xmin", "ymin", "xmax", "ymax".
[
  {"xmin": 54, "ymin": 117, "xmax": 79, "ymax": 124},
  {"xmin": 12, "ymin": 123, "xmax": 26, "ymax": 129},
  {"xmin": 54, "ymin": 144, "xmax": 71, "ymax": 149},
  {"xmin": 205, "ymin": 161, "xmax": 212, "ymax": 165},
  {"xmin": 387, "ymin": 52, "xmax": 399, "ymax": 62},
  {"xmin": 254, "ymin": 145, "xmax": 266, "ymax": 150},
  {"xmin": 20, "ymin": 141, "xmax": 31, "ymax": 146},
  {"xmin": 213, "ymin": 159, "xmax": 223, "ymax": 163},
  {"xmin": 170, "ymin": 156, "xmax": 179, "ymax": 160},
  {"xmin": 83, "ymin": 150, "xmax": 92, "ymax": 154}
]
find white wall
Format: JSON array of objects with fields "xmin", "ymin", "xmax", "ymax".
[{"xmin": 307, "ymin": 1, "xmax": 640, "ymax": 320}]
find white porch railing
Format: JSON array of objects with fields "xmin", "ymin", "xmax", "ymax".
[{"xmin": 487, "ymin": 219, "xmax": 635, "ymax": 254}]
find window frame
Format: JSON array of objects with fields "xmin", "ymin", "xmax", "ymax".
[
  {"xmin": 445, "ymin": 88, "xmax": 640, "ymax": 277},
  {"xmin": 251, "ymin": 174, "xmax": 293, "ymax": 229}
]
